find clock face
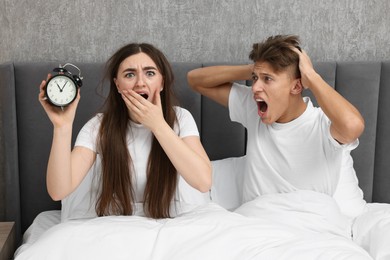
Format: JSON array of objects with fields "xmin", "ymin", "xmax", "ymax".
[{"xmin": 45, "ymin": 75, "xmax": 77, "ymax": 107}]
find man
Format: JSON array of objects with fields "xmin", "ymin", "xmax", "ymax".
[
  {"xmin": 187, "ymin": 35, "xmax": 364, "ymax": 209},
  {"xmin": 189, "ymin": 35, "xmax": 390, "ymax": 259}
]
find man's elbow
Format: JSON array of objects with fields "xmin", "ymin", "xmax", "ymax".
[
  {"xmin": 350, "ymin": 116, "xmax": 365, "ymax": 140},
  {"xmin": 343, "ymin": 117, "xmax": 365, "ymax": 143},
  {"xmin": 187, "ymin": 70, "xmax": 201, "ymax": 91}
]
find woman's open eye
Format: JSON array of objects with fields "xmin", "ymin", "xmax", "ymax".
[
  {"xmin": 125, "ymin": 72, "xmax": 135, "ymax": 78},
  {"xmin": 252, "ymin": 74, "xmax": 258, "ymax": 82},
  {"xmin": 146, "ymin": 70, "xmax": 156, "ymax": 77}
]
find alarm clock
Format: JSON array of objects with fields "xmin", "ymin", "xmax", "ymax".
[{"xmin": 44, "ymin": 63, "xmax": 83, "ymax": 109}]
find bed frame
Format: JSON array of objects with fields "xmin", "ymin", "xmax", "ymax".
[{"xmin": 1, "ymin": 61, "xmax": 390, "ymax": 251}]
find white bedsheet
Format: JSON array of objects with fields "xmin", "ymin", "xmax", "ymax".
[
  {"xmin": 15, "ymin": 191, "xmax": 373, "ymax": 260},
  {"xmin": 352, "ymin": 203, "xmax": 390, "ymax": 260},
  {"xmin": 14, "ymin": 210, "xmax": 61, "ymax": 257}
]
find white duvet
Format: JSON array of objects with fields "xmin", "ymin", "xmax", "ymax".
[{"xmin": 15, "ymin": 190, "xmax": 373, "ymax": 260}]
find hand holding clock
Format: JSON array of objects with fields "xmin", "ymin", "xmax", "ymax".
[{"xmin": 39, "ymin": 74, "xmax": 80, "ymax": 128}]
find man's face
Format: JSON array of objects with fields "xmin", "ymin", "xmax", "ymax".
[{"xmin": 251, "ymin": 61, "xmax": 300, "ymax": 124}]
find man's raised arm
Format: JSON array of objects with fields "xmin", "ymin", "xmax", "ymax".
[{"xmin": 187, "ymin": 65, "xmax": 253, "ymax": 107}]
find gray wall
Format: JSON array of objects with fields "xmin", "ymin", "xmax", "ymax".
[
  {"xmin": 1, "ymin": 0, "xmax": 389, "ymax": 64},
  {"xmin": 1, "ymin": 0, "xmax": 390, "ymax": 218}
]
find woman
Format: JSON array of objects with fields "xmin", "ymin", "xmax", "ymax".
[{"xmin": 39, "ymin": 43, "xmax": 212, "ymax": 219}]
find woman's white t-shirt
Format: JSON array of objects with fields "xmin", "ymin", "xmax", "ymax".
[{"xmin": 61, "ymin": 107, "xmax": 209, "ymax": 221}]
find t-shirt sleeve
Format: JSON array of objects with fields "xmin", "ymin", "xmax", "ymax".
[
  {"xmin": 175, "ymin": 107, "xmax": 200, "ymax": 138},
  {"xmin": 74, "ymin": 114, "xmax": 102, "ymax": 152},
  {"xmin": 228, "ymin": 82, "xmax": 255, "ymax": 128},
  {"xmin": 321, "ymin": 112, "xmax": 359, "ymax": 151}
]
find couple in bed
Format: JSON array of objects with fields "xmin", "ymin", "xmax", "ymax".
[{"xmin": 39, "ymin": 35, "xmax": 385, "ymax": 258}]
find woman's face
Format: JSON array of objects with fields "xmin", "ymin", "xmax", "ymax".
[{"xmin": 114, "ymin": 52, "xmax": 163, "ymax": 102}]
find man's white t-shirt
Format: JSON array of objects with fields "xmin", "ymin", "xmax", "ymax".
[
  {"xmin": 61, "ymin": 106, "xmax": 209, "ymax": 221},
  {"xmin": 229, "ymin": 83, "xmax": 365, "ymax": 218}
]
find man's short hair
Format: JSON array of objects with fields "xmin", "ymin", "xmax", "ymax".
[{"xmin": 249, "ymin": 35, "xmax": 301, "ymax": 78}]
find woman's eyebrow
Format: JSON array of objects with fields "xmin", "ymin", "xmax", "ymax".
[
  {"xmin": 121, "ymin": 66, "xmax": 158, "ymax": 74},
  {"xmin": 142, "ymin": 66, "xmax": 158, "ymax": 71},
  {"xmin": 121, "ymin": 67, "xmax": 136, "ymax": 73}
]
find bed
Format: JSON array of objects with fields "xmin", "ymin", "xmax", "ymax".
[
  {"xmin": 13, "ymin": 191, "xmax": 375, "ymax": 260},
  {"xmin": 1, "ymin": 61, "xmax": 390, "ymax": 259}
]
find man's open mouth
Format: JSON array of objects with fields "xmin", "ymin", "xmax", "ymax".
[{"xmin": 257, "ymin": 99, "xmax": 268, "ymax": 114}]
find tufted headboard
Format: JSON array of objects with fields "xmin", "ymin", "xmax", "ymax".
[{"xmin": 1, "ymin": 61, "xmax": 390, "ymax": 246}]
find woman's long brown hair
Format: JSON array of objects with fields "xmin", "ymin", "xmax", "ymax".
[{"xmin": 96, "ymin": 43, "xmax": 178, "ymax": 218}]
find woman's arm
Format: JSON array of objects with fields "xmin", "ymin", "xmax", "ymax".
[
  {"xmin": 39, "ymin": 76, "xmax": 96, "ymax": 200},
  {"xmin": 153, "ymin": 126, "xmax": 211, "ymax": 193}
]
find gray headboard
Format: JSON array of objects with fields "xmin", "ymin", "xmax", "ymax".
[{"xmin": 1, "ymin": 61, "xmax": 390, "ymax": 245}]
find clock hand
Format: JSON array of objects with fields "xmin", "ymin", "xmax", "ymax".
[
  {"xmin": 61, "ymin": 81, "xmax": 68, "ymax": 91},
  {"xmin": 56, "ymin": 83, "xmax": 62, "ymax": 92}
]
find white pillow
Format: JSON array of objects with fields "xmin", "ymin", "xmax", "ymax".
[
  {"xmin": 211, "ymin": 152, "xmax": 366, "ymax": 219},
  {"xmin": 210, "ymin": 156, "xmax": 246, "ymax": 211}
]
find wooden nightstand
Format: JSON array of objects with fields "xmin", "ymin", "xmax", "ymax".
[{"xmin": 0, "ymin": 222, "xmax": 15, "ymax": 260}]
